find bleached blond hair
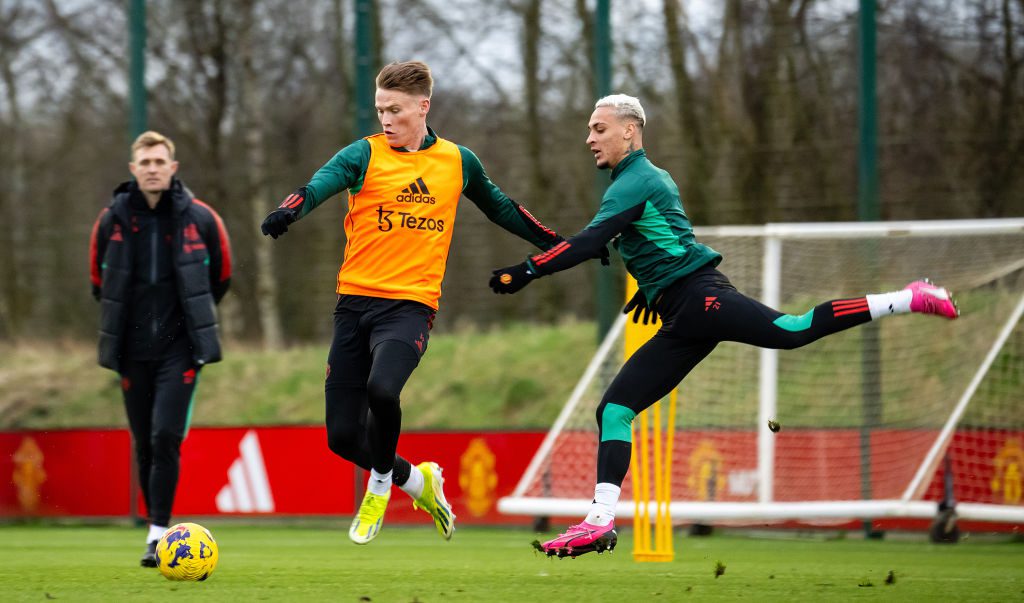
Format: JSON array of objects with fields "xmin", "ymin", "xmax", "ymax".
[{"xmin": 595, "ymin": 94, "xmax": 646, "ymax": 128}]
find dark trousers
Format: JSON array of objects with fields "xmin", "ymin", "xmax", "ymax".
[
  {"xmin": 121, "ymin": 351, "xmax": 199, "ymax": 527},
  {"xmin": 596, "ymin": 266, "xmax": 873, "ymax": 485},
  {"xmin": 324, "ymin": 295, "xmax": 434, "ymax": 484}
]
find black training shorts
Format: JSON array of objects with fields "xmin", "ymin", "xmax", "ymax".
[{"xmin": 325, "ymin": 295, "xmax": 435, "ymax": 387}]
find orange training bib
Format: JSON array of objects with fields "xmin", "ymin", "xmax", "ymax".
[{"xmin": 336, "ymin": 134, "xmax": 463, "ymax": 309}]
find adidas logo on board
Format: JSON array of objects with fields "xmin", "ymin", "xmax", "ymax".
[{"xmin": 215, "ymin": 430, "xmax": 275, "ymax": 513}]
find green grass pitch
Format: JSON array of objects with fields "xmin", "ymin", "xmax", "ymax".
[{"xmin": 0, "ymin": 524, "xmax": 1021, "ymax": 601}]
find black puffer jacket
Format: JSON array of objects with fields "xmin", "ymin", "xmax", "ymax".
[{"xmin": 89, "ymin": 178, "xmax": 232, "ymax": 371}]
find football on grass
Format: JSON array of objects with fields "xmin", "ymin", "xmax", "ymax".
[{"xmin": 156, "ymin": 522, "xmax": 218, "ymax": 581}]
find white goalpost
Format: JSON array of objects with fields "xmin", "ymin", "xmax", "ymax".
[{"xmin": 499, "ymin": 218, "xmax": 1024, "ymax": 526}]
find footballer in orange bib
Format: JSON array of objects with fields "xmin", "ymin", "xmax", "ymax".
[
  {"xmin": 260, "ymin": 61, "xmax": 569, "ymax": 546},
  {"xmin": 337, "ymin": 133, "xmax": 464, "ymax": 309}
]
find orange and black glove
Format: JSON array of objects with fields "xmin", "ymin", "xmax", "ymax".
[{"xmin": 489, "ymin": 262, "xmax": 538, "ymax": 294}]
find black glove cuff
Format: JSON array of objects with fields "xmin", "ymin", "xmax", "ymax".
[
  {"xmin": 524, "ymin": 258, "xmax": 544, "ymax": 278},
  {"xmin": 278, "ymin": 187, "xmax": 307, "ymax": 212}
]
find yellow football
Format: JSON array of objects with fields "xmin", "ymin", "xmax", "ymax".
[{"xmin": 156, "ymin": 522, "xmax": 218, "ymax": 581}]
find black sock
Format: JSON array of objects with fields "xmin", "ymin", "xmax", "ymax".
[{"xmin": 392, "ymin": 456, "xmax": 412, "ymax": 487}]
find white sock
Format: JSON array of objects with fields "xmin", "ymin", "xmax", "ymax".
[
  {"xmin": 147, "ymin": 524, "xmax": 168, "ymax": 544},
  {"xmin": 368, "ymin": 469, "xmax": 392, "ymax": 496},
  {"xmin": 584, "ymin": 483, "xmax": 621, "ymax": 527},
  {"xmin": 866, "ymin": 290, "xmax": 913, "ymax": 319},
  {"xmin": 399, "ymin": 465, "xmax": 425, "ymax": 500}
]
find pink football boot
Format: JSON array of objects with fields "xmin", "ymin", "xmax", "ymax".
[
  {"xmin": 905, "ymin": 279, "xmax": 959, "ymax": 319},
  {"xmin": 534, "ymin": 521, "xmax": 617, "ymax": 559}
]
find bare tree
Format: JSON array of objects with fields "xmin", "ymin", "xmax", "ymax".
[
  {"xmin": 0, "ymin": 0, "xmax": 1021, "ymax": 339},
  {"xmin": 520, "ymin": 0, "xmax": 551, "ymax": 207},
  {"xmin": 238, "ymin": 1, "xmax": 284, "ymax": 348},
  {"xmin": 662, "ymin": 0, "xmax": 710, "ymax": 221},
  {"xmin": 976, "ymin": 0, "xmax": 1023, "ymax": 215},
  {"xmin": 0, "ymin": 1, "xmax": 44, "ymax": 338}
]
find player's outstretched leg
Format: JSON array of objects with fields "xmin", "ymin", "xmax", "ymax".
[
  {"xmin": 534, "ymin": 520, "xmax": 618, "ymax": 559},
  {"xmin": 905, "ymin": 278, "xmax": 959, "ymax": 319},
  {"xmin": 412, "ymin": 461, "xmax": 456, "ymax": 540},
  {"xmin": 349, "ymin": 489, "xmax": 391, "ymax": 544}
]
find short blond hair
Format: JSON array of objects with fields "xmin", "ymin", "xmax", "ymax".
[
  {"xmin": 131, "ymin": 130, "xmax": 175, "ymax": 160},
  {"xmin": 595, "ymin": 94, "xmax": 646, "ymax": 128},
  {"xmin": 376, "ymin": 61, "xmax": 433, "ymax": 98}
]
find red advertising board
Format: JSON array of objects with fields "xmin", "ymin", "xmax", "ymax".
[
  {"xmin": 0, "ymin": 427, "xmax": 545, "ymax": 525},
  {"xmin": 174, "ymin": 427, "xmax": 356, "ymax": 516},
  {"xmin": 2, "ymin": 426, "xmax": 1020, "ymax": 530},
  {"xmin": 1, "ymin": 429, "xmax": 132, "ymax": 516}
]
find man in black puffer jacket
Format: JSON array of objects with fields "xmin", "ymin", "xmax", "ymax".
[{"xmin": 89, "ymin": 130, "xmax": 232, "ymax": 567}]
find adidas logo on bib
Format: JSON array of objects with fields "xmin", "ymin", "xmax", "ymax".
[{"xmin": 396, "ymin": 177, "xmax": 436, "ymax": 204}]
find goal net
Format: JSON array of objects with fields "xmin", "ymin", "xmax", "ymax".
[{"xmin": 500, "ymin": 219, "xmax": 1024, "ymax": 525}]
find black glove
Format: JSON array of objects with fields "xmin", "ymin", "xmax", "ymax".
[
  {"xmin": 489, "ymin": 262, "xmax": 537, "ymax": 294},
  {"xmin": 623, "ymin": 289, "xmax": 658, "ymax": 325},
  {"xmin": 261, "ymin": 208, "xmax": 297, "ymax": 238},
  {"xmin": 261, "ymin": 189, "xmax": 305, "ymax": 239}
]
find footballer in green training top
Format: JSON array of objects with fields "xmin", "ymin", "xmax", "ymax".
[{"xmin": 489, "ymin": 93, "xmax": 960, "ymax": 558}]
